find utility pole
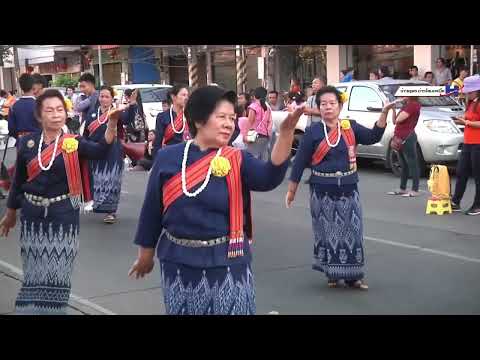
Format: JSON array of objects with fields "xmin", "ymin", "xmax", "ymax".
[
  {"xmin": 13, "ymin": 46, "xmax": 21, "ymax": 93},
  {"xmin": 97, "ymin": 45, "xmax": 104, "ymax": 86}
]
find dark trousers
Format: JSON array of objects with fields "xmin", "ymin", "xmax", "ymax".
[
  {"xmin": 398, "ymin": 133, "xmax": 419, "ymax": 191},
  {"xmin": 452, "ymin": 144, "xmax": 480, "ymax": 207}
]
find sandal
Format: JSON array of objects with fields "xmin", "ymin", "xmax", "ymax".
[
  {"xmin": 401, "ymin": 191, "xmax": 422, "ymax": 197},
  {"xmin": 346, "ymin": 280, "xmax": 369, "ymax": 290},
  {"xmin": 327, "ymin": 280, "xmax": 340, "ymax": 288},
  {"xmin": 387, "ymin": 190, "xmax": 408, "ymax": 195},
  {"xmin": 103, "ymin": 214, "xmax": 117, "ymax": 224}
]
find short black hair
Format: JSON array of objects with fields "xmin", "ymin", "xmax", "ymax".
[
  {"xmin": 124, "ymin": 88, "xmax": 134, "ymax": 97},
  {"xmin": 185, "ymin": 86, "xmax": 236, "ymax": 138},
  {"xmin": 66, "ymin": 85, "xmax": 75, "ymax": 91},
  {"xmin": 268, "ymin": 90, "xmax": 279, "ymax": 96},
  {"xmin": 19, "ymin": 73, "xmax": 34, "ymax": 93},
  {"xmin": 79, "ymin": 72, "xmax": 96, "ymax": 85},
  {"xmin": 99, "ymin": 85, "xmax": 115, "ymax": 98},
  {"xmin": 0, "ymin": 90, "xmax": 7, "ymax": 97},
  {"xmin": 35, "ymin": 89, "xmax": 67, "ymax": 120},
  {"xmin": 424, "ymin": 71, "xmax": 434, "ymax": 78},
  {"xmin": 410, "ymin": 65, "xmax": 419, "ymax": 72},
  {"xmin": 32, "ymin": 73, "xmax": 47, "ymax": 87},
  {"xmin": 315, "ymin": 85, "xmax": 342, "ymax": 108},
  {"xmin": 379, "ymin": 65, "xmax": 391, "ymax": 77},
  {"xmin": 238, "ymin": 92, "xmax": 251, "ymax": 101}
]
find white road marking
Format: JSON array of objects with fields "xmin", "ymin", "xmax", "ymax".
[
  {"xmin": 0, "ymin": 258, "xmax": 117, "ymax": 315},
  {"xmin": 364, "ymin": 236, "xmax": 480, "ymax": 264}
]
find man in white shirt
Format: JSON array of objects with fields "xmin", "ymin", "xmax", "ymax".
[
  {"xmin": 304, "ymin": 77, "xmax": 325, "ymax": 126},
  {"xmin": 409, "ymin": 66, "xmax": 421, "ymax": 81}
]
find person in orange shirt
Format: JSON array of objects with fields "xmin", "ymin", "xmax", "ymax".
[
  {"xmin": 0, "ymin": 90, "xmax": 16, "ymax": 118},
  {"xmin": 452, "ymin": 74, "xmax": 480, "ymax": 215}
]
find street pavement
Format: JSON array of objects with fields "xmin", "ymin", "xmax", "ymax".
[{"xmin": 1, "ymin": 157, "xmax": 479, "ymax": 315}]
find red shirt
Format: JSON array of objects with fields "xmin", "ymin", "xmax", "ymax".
[
  {"xmin": 394, "ymin": 101, "xmax": 421, "ymax": 140},
  {"xmin": 464, "ymin": 99, "xmax": 480, "ymax": 144}
]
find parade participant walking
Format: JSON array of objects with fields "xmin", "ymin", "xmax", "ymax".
[
  {"xmin": 7, "ymin": 74, "xmax": 39, "ymax": 140},
  {"xmin": 128, "ymin": 85, "xmax": 303, "ymax": 315},
  {"xmin": 286, "ymin": 86, "xmax": 389, "ymax": 290},
  {"xmin": 451, "ymin": 75, "xmax": 480, "ymax": 215},
  {"xmin": 245, "ymin": 87, "xmax": 272, "ymax": 161},
  {"xmin": 84, "ymin": 86, "xmax": 125, "ymax": 224},
  {"xmin": 387, "ymin": 96, "xmax": 422, "ymax": 197},
  {"xmin": 152, "ymin": 85, "xmax": 190, "ymax": 159},
  {"xmin": 0, "ymin": 89, "xmax": 120, "ymax": 314}
]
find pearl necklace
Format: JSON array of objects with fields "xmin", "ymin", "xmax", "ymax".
[
  {"xmin": 181, "ymin": 140, "xmax": 222, "ymax": 198},
  {"xmin": 322, "ymin": 120, "xmax": 341, "ymax": 148},
  {"xmin": 170, "ymin": 106, "xmax": 186, "ymax": 134},
  {"xmin": 38, "ymin": 132, "xmax": 61, "ymax": 171},
  {"xmin": 97, "ymin": 105, "xmax": 113, "ymax": 125}
]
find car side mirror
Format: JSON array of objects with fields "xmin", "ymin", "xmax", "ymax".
[{"xmin": 366, "ymin": 106, "xmax": 383, "ymax": 112}]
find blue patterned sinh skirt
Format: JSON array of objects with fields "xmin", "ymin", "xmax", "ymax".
[
  {"xmin": 160, "ymin": 261, "xmax": 256, "ymax": 315},
  {"xmin": 16, "ymin": 203, "xmax": 79, "ymax": 314},
  {"xmin": 90, "ymin": 141, "xmax": 124, "ymax": 214},
  {"xmin": 310, "ymin": 188, "xmax": 365, "ymax": 281}
]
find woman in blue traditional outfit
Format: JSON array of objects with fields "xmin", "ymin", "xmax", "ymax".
[
  {"xmin": 129, "ymin": 86, "xmax": 303, "ymax": 315},
  {"xmin": 152, "ymin": 85, "xmax": 190, "ymax": 159},
  {"xmin": 0, "ymin": 89, "xmax": 120, "ymax": 314},
  {"xmin": 84, "ymin": 86, "xmax": 125, "ymax": 224},
  {"xmin": 286, "ymin": 86, "xmax": 393, "ymax": 290}
]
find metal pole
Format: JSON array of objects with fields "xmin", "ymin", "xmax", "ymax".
[
  {"xmin": 0, "ymin": 65, "xmax": 4, "ymax": 90},
  {"xmin": 13, "ymin": 46, "xmax": 20, "ymax": 93},
  {"xmin": 470, "ymin": 45, "xmax": 474, "ymax": 75},
  {"xmin": 206, "ymin": 48, "xmax": 212, "ymax": 85},
  {"xmin": 98, "ymin": 45, "xmax": 104, "ymax": 86}
]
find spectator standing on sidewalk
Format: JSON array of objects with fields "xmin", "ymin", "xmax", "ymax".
[
  {"xmin": 433, "ymin": 58, "xmax": 452, "ymax": 86},
  {"xmin": 32, "ymin": 73, "xmax": 47, "ymax": 98},
  {"xmin": 304, "ymin": 77, "xmax": 325, "ymax": 126},
  {"xmin": 451, "ymin": 75, "xmax": 480, "ymax": 215},
  {"xmin": 267, "ymin": 90, "xmax": 285, "ymax": 111},
  {"xmin": 424, "ymin": 71, "xmax": 435, "ymax": 85},
  {"xmin": 409, "ymin": 66, "xmax": 421, "ymax": 81},
  {"xmin": 378, "ymin": 65, "xmax": 394, "ymax": 80},
  {"xmin": 369, "ymin": 70, "xmax": 380, "ymax": 80},
  {"xmin": 451, "ymin": 66, "xmax": 469, "ymax": 107},
  {"xmin": 387, "ymin": 96, "xmax": 422, "ymax": 197}
]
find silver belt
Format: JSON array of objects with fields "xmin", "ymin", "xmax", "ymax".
[
  {"xmin": 312, "ymin": 169, "xmax": 357, "ymax": 177},
  {"xmin": 24, "ymin": 193, "xmax": 69, "ymax": 207},
  {"xmin": 164, "ymin": 231, "xmax": 229, "ymax": 248}
]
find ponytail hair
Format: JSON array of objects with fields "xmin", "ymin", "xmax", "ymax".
[{"xmin": 254, "ymin": 87, "xmax": 268, "ymax": 111}]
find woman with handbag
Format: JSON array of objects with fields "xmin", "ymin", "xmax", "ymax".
[
  {"xmin": 84, "ymin": 86, "xmax": 126, "ymax": 224},
  {"xmin": 387, "ymin": 96, "xmax": 422, "ymax": 197},
  {"xmin": 245, "ymin": 87, "xmax": 272, "ymax": 161},
  {"xmin": 0, "ymin": 89, "xmax": 120, "ymax": 314},
  {"xmin": 285, "ymin": 86, "xmax": 389, "ymax": 290},
  {"xmin": 128, "ymin": 86, "xmax": 303, "ymax": 314}
]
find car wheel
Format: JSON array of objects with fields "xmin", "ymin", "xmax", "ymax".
[{"xmin": 387, "ymin": 144, "xmax": 428, "ymax": 178}]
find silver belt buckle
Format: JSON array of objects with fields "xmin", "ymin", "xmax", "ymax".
[
  {"xmin": 41, "ymin": 198, "xmax": 50, "ymax": 207},
  {"xmin": 335, "ymin": 171, "xmax": 343, "ymax": 177}
]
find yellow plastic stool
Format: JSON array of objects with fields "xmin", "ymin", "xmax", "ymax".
[{"xmin": 426, "ymin": 198, "xmax": 452, "ymax": 215}]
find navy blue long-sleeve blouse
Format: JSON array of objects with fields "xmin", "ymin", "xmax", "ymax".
[
  {"xmin": 7, "ymin": 132, "xmax": 110, "ymax": 210},
  {"xmin": 290, "ymin": 120, "xmax": 385, "ymax": 185},
  {"xmin": 152, "ymin": 110, "xmax": 185, "ymax": 159},
  {"xmin": 133, "ymin": 142, "xmax": 289, "ymax": 267}
]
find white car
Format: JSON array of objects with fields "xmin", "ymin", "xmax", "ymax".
[{"xmin": 112, "ymin": 84, "xmax": 172, "ymax": 130}]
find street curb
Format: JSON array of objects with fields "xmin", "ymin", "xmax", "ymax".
[{"xmin": 0, "ymin": 261, "xmax": 115, "ymax": 315}]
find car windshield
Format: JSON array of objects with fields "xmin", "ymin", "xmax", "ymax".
[
  {"xmin": 379, "ymin": 84, "xmax": 459, "ymax": 107},
  {"xmin": 139, "ymin": 88, "xmax": 170, "ymax": 103}
]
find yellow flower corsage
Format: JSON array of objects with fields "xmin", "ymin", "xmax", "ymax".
[
  {"xmin": 340, "ymin": 119, "xmax": 351, "ymax": 130},
  {"xmin": 62, "ymin": 138, "xmax": 79, "ymax": 153},
  {"xmin": 210, "ymin": 156, "xmax": 231, "ymax": 177},
  {"xmin": 339, "ymin": 92, "xmax": 349, "ymax": 103}
]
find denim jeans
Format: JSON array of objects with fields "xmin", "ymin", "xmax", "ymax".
[{"xmin": 398, "ymin": 132, "xmax": 419, "ymax": 192}]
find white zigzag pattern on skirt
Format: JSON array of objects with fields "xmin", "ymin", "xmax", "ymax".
[
  {"xmin": 161, "ymin": 266, "xmax": 256, "ymax": 315},
  {"xmin": 92, "ymin": 162, "xmax": 124, "ymax": 212},
  {"xmin": 310, "ymin": 189, "xmax": 365, "ymax": 281},
  {"xmin": 16, "ymin": 220, "xmax": 79, "ymax": 313}
]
